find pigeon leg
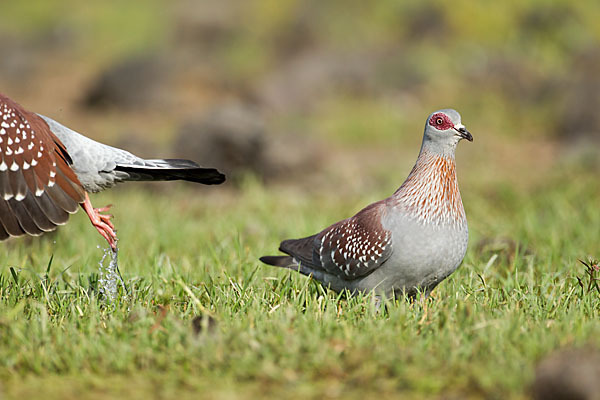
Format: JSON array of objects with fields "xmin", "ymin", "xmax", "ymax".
[{"xmin": 81, "ymin": 193, "xmax": 117, "ymax": 249}]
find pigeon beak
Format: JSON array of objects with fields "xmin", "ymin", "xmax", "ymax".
[{"xmin": 454, "ymin": 124, "xmax": 473, "ymax": 142}]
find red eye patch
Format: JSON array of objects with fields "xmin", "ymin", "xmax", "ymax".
[{"xmin": 428, "ymin": 113, "xmax": 453, "ymax": 130}]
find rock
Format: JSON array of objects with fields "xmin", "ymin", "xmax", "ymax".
[
  {"xmin": 173, "ymin": 101, "xmax": 322, "ymax": 184},
  {"xmin": 172, "ymin": 0, "xmax": 239, "ymax": 52},
  {"xmin": 532, "ymin": 346, "xmax": 600, "ymax": 400},
  {"xmin": 81, "ymin": 55, "xmax": 170, "ymax": 110},
  {"xmin": 173, "ymin": 102, "xmax": 269, "ymax": 180},
  {"xmin": 0, "ymin": 37, "xmax": 38, "ymax": 84},
  {"xmin": 255, "ymin": 49, "xmax": 380, "ymax": 113},
  {"xmin": 556, "ymin": 48, "xmax": 600, "ymax": 143},
  {"xmin": 192, "ymin": 314, "xmax": 217, "ymax": 335}
]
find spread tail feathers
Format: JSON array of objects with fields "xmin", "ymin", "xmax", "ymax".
[{"xmin": 115, "ymin": 159, "xmax": 225, "ymax": 185}]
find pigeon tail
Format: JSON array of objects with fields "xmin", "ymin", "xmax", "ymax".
[
  {"xmin": 115, "ymin": 159, "xmax": 226, "ymax": 185},
  {"xmin": 259, "ymin": 255, "xmax": 331, "ymax": 283},
  {"xmin": 259, "ymin": 255, "xmax": 295, "ymax": 268}
]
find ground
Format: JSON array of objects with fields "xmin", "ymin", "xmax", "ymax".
[{"xmin": 1, "ymin": 156, "xmax": 599, "ymax": 399}]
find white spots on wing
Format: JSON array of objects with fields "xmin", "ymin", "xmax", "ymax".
[
  {"xmin": 319, "ymin": 213, "xmax": 391, "ymax": 277},
  {"xmin": 14, "ymin": 193, "xmax": 25, "ymax": 201},
  {"xmin": 1, "ymin": 100, "xmax": 54, "ymax": 187},
  {"xmin": 35, "ymin": 188, "xmax": 44, "ymax": 196}
]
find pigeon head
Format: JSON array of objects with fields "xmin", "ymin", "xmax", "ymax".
[{"xmin": 422, "ymin": 109, "xmax": 472, "ymax": 155}]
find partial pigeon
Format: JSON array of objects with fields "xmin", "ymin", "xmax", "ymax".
[
  {"xmin": 260, "ymin": 109, "xmax": 472, "ymax": 298},
  {"xmin": 0, "ymin": 92, "xmax": 225, "ymax": 248}
]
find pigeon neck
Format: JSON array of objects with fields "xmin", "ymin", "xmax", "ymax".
[{"xmin": 392, "ymin": 149, "xmax": 465, "ymax": 226}]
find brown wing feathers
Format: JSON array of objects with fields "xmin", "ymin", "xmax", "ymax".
[
  {"xmin": 262, "ymin": 201, "xmax": 393, "ymax": 281},
  {"xmin": 0, "ymin": 94, "xmax": 85, "ymax": 240}
]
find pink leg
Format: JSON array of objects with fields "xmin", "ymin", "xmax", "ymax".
[{"xmin": 81, "ymin": 192, "xmax": 117, "ymax": 249}]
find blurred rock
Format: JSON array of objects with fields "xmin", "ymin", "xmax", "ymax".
[
  {"xmin": 255, "ymin": 49, "xmax": 381, "ymax": 113},
  {"xmin": 192, "ymin": 314, "xmax": 217, "ymax": 335},
  {"xmin": 532, "ymin": 346, "xmax": 600, "ymax": 400},
  {"xmin": 81, "ymin": 55, "xmax": 170, "ymax": 110},
  {"xmin": 173, "ymin": 0, "xmax": 239, "ymax": 53},
  {"xmin": 33, "ymin": 24, "xmax": 75, "ymax": 51},
  {"xmin": 556, "ymin": 47, "xmax": 600, "ymax": 143},
  {"xmin": 404, "ymin": 4, "xmax": 449, "ymax": 41},
  {"xmin": 0, "ymin": 24, "xmax": 74, "ymax": 86},
  {"xmin": 173, "ymin": 102, "xmax": 321, "ymax": 183},
  {"xmin": 466, "ymin": 56, "xmax": 543, "ymax": 103},
  {"xmin": 270, "ymin": 4, "xmax": 318, "ymax": 59},
  {"xmin": 174, "ymin": 103, "xmax": 267, "ymax": 179},
  {"xmin": 519, "ymin": 5, "xmax": 574, "ymax": 45},
  {"xmin": 0, "ymin": 37, "xmax": 38, "ymax": 83}
]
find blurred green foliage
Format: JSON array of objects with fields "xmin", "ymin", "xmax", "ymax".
[
  {"xmin": 1, "ymin": 0, "xmax": 599, "ymax": 143},
  {"xmin": 0, "ymin": 0, "xmax": 166, "ymax": 60}
]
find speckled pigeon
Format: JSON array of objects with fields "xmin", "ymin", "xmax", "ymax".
[
  {"xmin": 260, "ymin": 109, "xmax": 472, "ymax": 298},
  {"xmin": 0, "ymin": 93, "xmax": 225, "ymax": 248}
]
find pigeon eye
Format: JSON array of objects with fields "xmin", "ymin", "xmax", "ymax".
[{"xmin": 436, "ymin": 118, "xmax": 443, "ymax": 125}]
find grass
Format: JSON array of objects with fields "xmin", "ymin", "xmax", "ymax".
[{"xmin": 1, "ymin": 165, "xmax": 599, "ymax": 399}]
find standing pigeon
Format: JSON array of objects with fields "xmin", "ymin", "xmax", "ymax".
[
  {"xmin": 0, "ymin": 93, "xmax": 225, "ymax": 249},
  {"xmin": 260, "ymin": 109, "xmax": 472, "ymax": 298}
]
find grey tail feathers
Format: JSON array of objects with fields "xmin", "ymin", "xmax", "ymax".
[
  {"xmin": 115, "ymin": 159, "xmax": 225, "ymax": 185},
  {"xmin": 260, "ymin": 234, "xmax": 320, "ymax": 272},
  {"xmin": 259, "ymin": 255, "xmax": 296, "ymax": 268},
  {"xmin": 259, "ymin": 255, "xmax": 314, "ymax": 276},
  {"xmin": 279, "ymin": 235, "xmax": 318, "ymax": 267},
  {"xmin": 259, "ymin": 255, "xmax": 330, "ymax": 283}
]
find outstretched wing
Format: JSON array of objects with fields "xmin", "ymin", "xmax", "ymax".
[
  {"xmin": 0, "ymin": 94, "xmax": 85, "ymax": 239},
  {"xmin": 279, "ymin": 201, "xmax": 393, "ymax": 281}
]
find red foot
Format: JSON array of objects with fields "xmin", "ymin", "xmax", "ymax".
[{"xmin": 81, "ymin": 193, "xmax": 117, "ymax": 249}]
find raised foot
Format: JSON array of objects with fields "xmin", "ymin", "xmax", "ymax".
[{"xmin": 81, "ymin": 194, "xmax": 118, "ymax": 250}]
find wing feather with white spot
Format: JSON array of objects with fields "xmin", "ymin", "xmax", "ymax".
[
  {"xmin": 0, "ymin": 94, "xmax": 85, "ymax": 240},
  {"xmin": 315, "ymin": 201, "xmax": 392, "ymax": 280}
]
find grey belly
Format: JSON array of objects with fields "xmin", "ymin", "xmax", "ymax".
[{"xmin": 355, "ymin": 219, "xmax": 468, "ymax": 297}]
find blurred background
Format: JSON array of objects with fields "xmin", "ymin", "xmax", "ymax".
[{"xmin": 0, "ymin": 0, "xmax": 598, "ymax": 203}]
